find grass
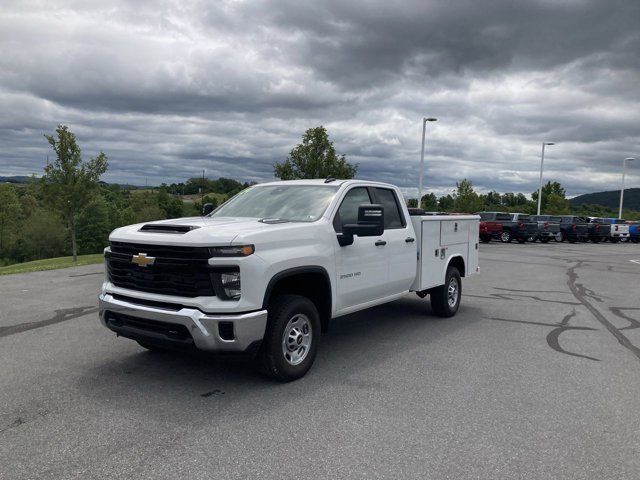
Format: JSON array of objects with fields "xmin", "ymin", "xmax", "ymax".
[{"xmin": 0, "ymin": 253, "xmax": 104, "ymax": 276}]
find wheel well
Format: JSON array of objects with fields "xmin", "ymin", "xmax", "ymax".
[
  {"xmin": 263, "ymin": 268, "xmax": 332, "ymax": 333},
  {"xmin": 448, "ymin": 256, "xmax": 466, "ymax": 277}
]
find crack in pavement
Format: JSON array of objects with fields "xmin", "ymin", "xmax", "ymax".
[
  {"xmin": 488, "ymin": 314, "xmax": 600, "ymax": 361},
  {"xmin": 567, "ymin": 262, "xmax": 640, "ymax": 362},
  {"xmin": 609, "ymin": 307, "xmax": 640, "ymax": 331},
  {"xmin": 0, "ymin": 306, "xmax": 98, "ymax": 338},
  {"xmin": 467, "ymin": 293, "xmax": 581, "ymax": 306}
]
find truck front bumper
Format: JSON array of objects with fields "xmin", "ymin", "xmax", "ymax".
[{"xmin": 99, "ymin": 293, "xmax": 268, "ymax": 353}]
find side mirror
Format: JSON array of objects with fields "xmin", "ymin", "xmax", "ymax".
[
  {"xmin": 338, "ymin": 204, "xmax": 384, "ymax": 246},
  {"xmin": 202, "ymin": 203, "xmax": 214, "ymax": 216}
]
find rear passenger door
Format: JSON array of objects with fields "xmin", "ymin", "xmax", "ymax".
[
  {"xmin": 371, "ymin": 187, "xmax": 416, "ymax": 296},
  {"xmin": 332, "ymin": 187, "xmax": 389, "ymax": 311}
]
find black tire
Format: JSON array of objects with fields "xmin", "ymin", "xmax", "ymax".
[
  {"xmin": 528, "ymin": 235, "xmax": 537, "ymax": 243},
  {"xmin": 540, "ymin": 237, "xmax": 550, "ymax": 243},
  {"xmin": 568, "ymin": 238, "xmax": 577, "ymax": 243},
  {"xmin": 517, "ymin": 237, "xmax": 526, "ymax": 244},
  {"xmin": 430, "ymin": 266, "xmax": 462, "ymax": 318},
  {"xmin": 610, "ymin": 237, "xmax": 620, "ymax": 243},
  {"xmin": 257, "ymin": 294, "xmax": 320, "ymax": 382},
  {"xmin": 632, "ymin": 238, "xmax": 639, "ymax": 244},
  {"xmin": 480, "ymin": 234, "xmax": 491, "ymax": 243},
  {"xmin": 500, "ymin": 230, "xmax": 512, "ymax": 243},
  {"xmin": 591, "ymin": 237, "xmax": 601, "ymax": 243}
]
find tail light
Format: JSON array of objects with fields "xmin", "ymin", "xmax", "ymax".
[
  {"xmin": 572, "ymin": 224, "xmax": 577, "ymax": 231},
  {"xmin": 519, "ymin": 222, "xmax": 525, "ymax": 230},
  {"xmin": 544, "ymin": 222, "xmax": 549, "ymax": 230},
  {"xmin": 595, "ymin": 224, "xmax": 600, "ymax": 232}
]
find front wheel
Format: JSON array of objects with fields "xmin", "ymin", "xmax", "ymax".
[
  {"xmin": 500, "ymin": 230, "xmax": 512, "ymax": 243},
  {"xmin": 257, "ymin": 294, "xmax": 320, "ymax": 382},
  {"xmin": 430, "ymin": 266, "xmax": 462, "ymax": 318}
]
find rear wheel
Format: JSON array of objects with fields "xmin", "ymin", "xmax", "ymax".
[
  {"xmin": 257, "ymin": 294, "xmax": 320, "ymax": 382},
  {"xmin": 480, "ymin": 234, "xmax": 491, "ymax": 243},
  {"xmin": 632, "ymin": 237, "xmax": 639, "ymax": 244},
  {"xmin": 430, "ymin": 266, "xmax": 462, "ymax": 318},
  {"xmin": 610, "ymin": 237, "xmax": 620, "ymax": 243},
  {"xmin": 500, "ymin": 230, "xmax": 512, "ymax": 243}
]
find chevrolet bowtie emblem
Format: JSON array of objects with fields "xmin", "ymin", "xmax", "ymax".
[{"xmin": 131, "ymin": 253, "xmax": 155, "ymax": 267}]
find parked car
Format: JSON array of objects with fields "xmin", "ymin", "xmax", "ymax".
[
  {"xmin": 509, "ymin": 213, "xmax": 539, "ymax": 243},
  {"xmin": 585, "ymin": 217, "xmax": 611, "ymax": 243},
  {"xmin": 628, "ymin": 221, "xmax": 639, "ymax": 243},
  {"xmin": 558, "ymin": 216, "xmax": 589, "ymax": 243},
  {"xmin": 476, "ymin": 212, "xmax": 535, "ymax": 243},
  {"xmin": 99, "ymin": 180, "xmax": 480, "ymax": 381},
  {"xmin": 530, "ymin": 215, "xmax": 561, "ymax": 243},
  {"xmin": 478, "ymin": 214, "xmax": 503, "ymax": 243},
  {"xmin": 589, "ymin": 217, "xmax": 631, "ymax": 243}
]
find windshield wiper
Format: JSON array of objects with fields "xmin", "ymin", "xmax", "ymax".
[{"xmin": 258, "ymin": 218, "xmax": 291, "ymax": 224}]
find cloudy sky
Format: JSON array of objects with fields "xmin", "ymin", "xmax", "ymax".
[{"xmin": 1, "ymin": 0, "xmax": 639, "ymax": 198}]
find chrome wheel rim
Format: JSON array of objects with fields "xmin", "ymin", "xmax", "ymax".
[
  {"xmin": 501, "ymin": 231, "xmax": 510, "ymax": 242},
  {"xmin": 447, "ymin": 277, "xmax": 459, "ymax": 308},
  {"xmin": 281, "ymin": 314, "xmax": 312, "ymax": 366}
]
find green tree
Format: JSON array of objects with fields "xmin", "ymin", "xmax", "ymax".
[
  {"xmin": 0, "ymin": 184, "xmax": 21, "ymax": 252},
  {"xmin": 158, "ymin": 188, "xmax": 184, "ymax": 218},
  {"xmin": 438, "ymin": 194, "xmax": 454, "ymax": 211},
  {"xmin": 274, "ymin": 126, "xmax": 357, "ymax": 180},
  {"xmin": 532, "ymin": 181, "xmax": 568, "ymax": 213},
  {"xmin": 77, "ymin": 195, "xmax": 111, "ymax": 254},
  {"xmin": 407, "ymin": 198, "xmax": 418, "ymax": 208},
  {"xmin": 43, "ymin": 125, "xmax": 108, "ymax": 261},
  {"xmin": 453, "ymin": 179, "xmax": 483, "ymax": 213},
  {"xmin": 420, "ymin": 192, "xmax": 439, "ymax": 211}
]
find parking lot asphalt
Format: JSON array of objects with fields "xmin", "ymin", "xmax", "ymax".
[{"xmin": 1, "ymin": 242, "xmax": 640, "ymax": 480}]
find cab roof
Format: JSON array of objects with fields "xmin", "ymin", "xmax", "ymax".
[{"xmin": 255, "ymin": 179, "xmax": 397, "ymax": 189}]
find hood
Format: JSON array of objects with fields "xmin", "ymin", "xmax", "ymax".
[{"xmin": 109, "ymin": 216, "xmax": 301, "ymax": 246}]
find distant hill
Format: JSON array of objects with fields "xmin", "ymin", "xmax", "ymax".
[
  {"xmin": 569, "ymin": 188, "xmax": 640, "ymax": 210},
  {"xmin": 0, "ymin": 175, "xmax": 34, "ymax": 184}
]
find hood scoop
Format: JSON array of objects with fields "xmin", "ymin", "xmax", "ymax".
[{"xmin": 139, "ymin": 224, "xmax": 200, "ymax": 234}]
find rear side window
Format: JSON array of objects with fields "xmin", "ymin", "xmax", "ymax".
[
  {"xmin": 333, "ymin": 187, "xmax": 372, "ymax": 233},
  {"xmin": 518, "ymin": 215, "xmax": 531, "ymax": 222},
  {"xmin": 373, "ymin": 188, "xmax": 405, "ymax": 229},
  {"xmin": 496, "ymin": 213, "xmax": 511, "ymax": 221},
  {"xmin": 550, "ymin": 216, "xmax": 562, "ymax": 223},
  {"xmin": 479, "ymin": 213, "xmax": 491, "ymax": 221}
]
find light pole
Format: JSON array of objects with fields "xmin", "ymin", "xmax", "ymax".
[
  {"xmin": 619, "ymin": 157, "xmax": 636, "ymax": 219},
  {"xmin": 418, "ymin": 117, "xmax": 437, "ymax": 208},
  {"xmin": 536, "ymin": 142, "xmax": 555, "ymax": 215}
]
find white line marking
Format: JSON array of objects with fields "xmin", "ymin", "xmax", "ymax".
[{"xmin": 630, "ymin": 260, "xmax": 640, "ymax": 265}]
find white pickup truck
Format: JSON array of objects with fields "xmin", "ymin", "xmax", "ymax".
[{"xmin": 99, "ymin": 179, "xmax": 479, "ymax": 381}]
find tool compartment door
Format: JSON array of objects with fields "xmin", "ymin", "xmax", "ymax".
[
  {"xmin": 440, "ymin": 220, "xmax": 469, "ymax": 245},
  {"xmin": 418, "ymin": 220, "xmax": 444, "ymax": 290}
]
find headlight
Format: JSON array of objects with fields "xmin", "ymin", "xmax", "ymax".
[
  {"xmin": 209, "ymin": 245, "xmax": 254, "ymax": 257},
  {"xmin": 211, "ymin": 268, "xmax": 241, "ymax": 300}
]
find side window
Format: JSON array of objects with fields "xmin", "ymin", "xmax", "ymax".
[
  {"xmin": 373, "ymin": 188, "xmax": 405, "ymax": 229},
  {"xmin": 333, "ymin": 187, "xmax": 372, "ymax": 232}
]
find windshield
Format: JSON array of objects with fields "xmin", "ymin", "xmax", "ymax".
[{"xmin": 211, "ymin": 184, "xmax": 339, "ymax": 222}]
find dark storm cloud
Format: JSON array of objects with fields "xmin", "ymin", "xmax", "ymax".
[{"xmin": 0, "ymin": 0, "xmax": 638, "ymax": 196}]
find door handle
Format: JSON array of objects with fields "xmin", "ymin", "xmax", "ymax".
[
  {"xmin": 375, "ymin": 240, "xmax": 387, "ymax": 246},
  {"xmin": 405, "ymin": 237, "xmax": 415, "ymax": 243}
]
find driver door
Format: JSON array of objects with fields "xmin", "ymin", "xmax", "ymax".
[{"xmin": 332, "ymin": 187, "xmax": 389, "ymax": 312}]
